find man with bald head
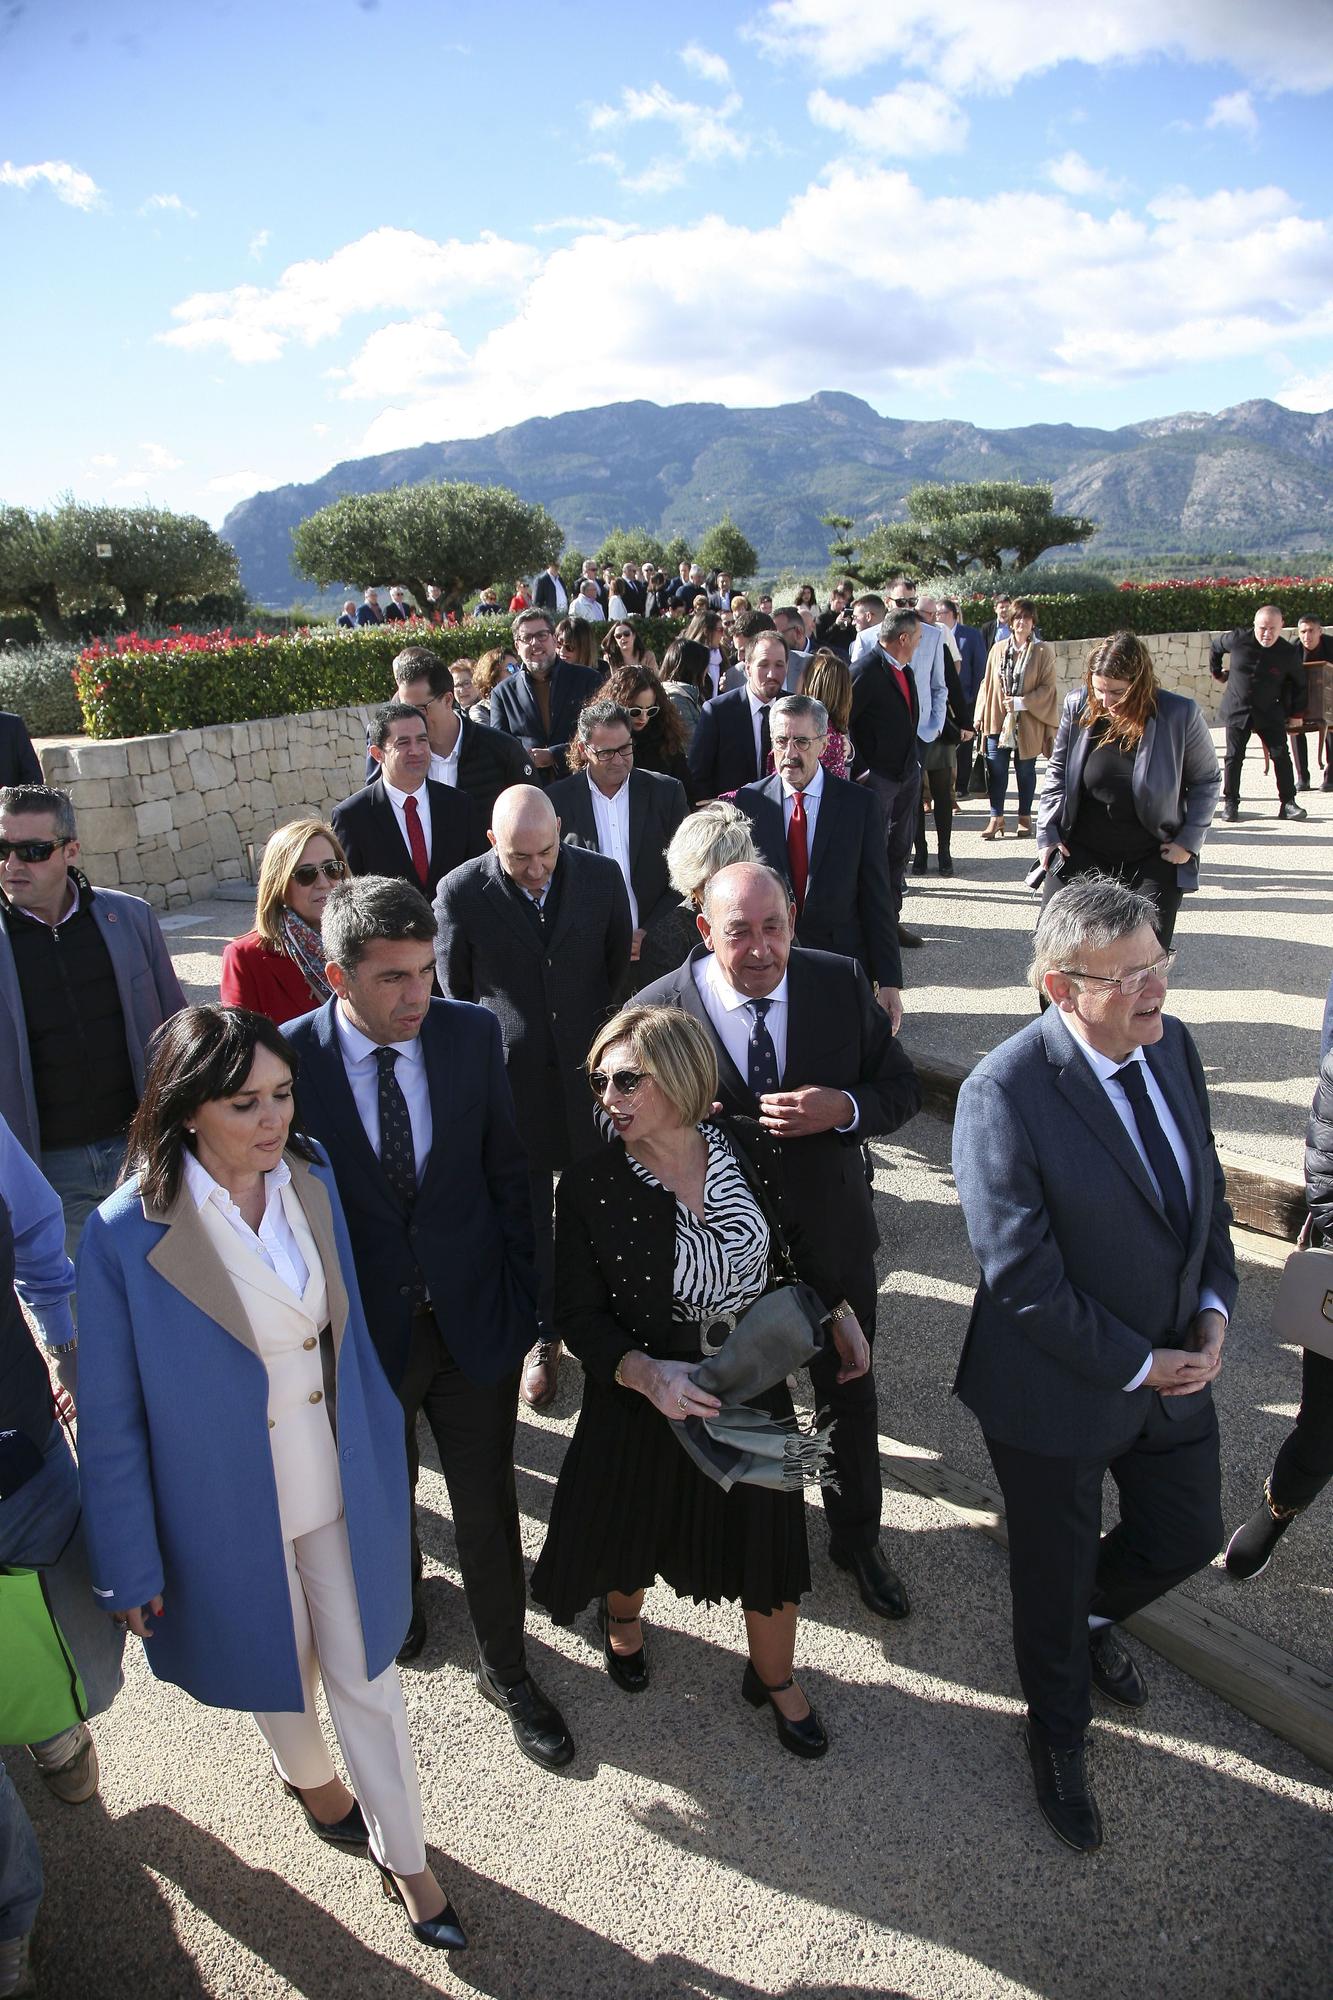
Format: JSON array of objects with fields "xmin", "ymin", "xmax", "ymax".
[
  {"xmin": 638, "ymin": 862, "xmax": 922, "ymax": 1621},
  {"xmin": 1209, "ymin": 605, "xmax": 1308, "ymax": 821},
  {"xmin": 434, "ymin": 785, "xmax": 633, "ymax": 1410}
]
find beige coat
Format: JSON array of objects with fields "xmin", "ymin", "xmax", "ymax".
[{"xmin": 974, "ymin": 639, "xmax": 1061, "ymax": 759}]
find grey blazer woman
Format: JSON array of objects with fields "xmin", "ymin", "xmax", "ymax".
[{"xmin": 1036, "ymin": 688, "xmax": 1220, "ymax": 891}]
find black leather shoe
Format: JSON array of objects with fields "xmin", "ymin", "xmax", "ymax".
[
  {"xmin": 1221, "ymin": 801, "xmax": 1238, "ymax": 821},
  {"xmin": 373, "ymin": 1859, "xmax": 467, "ymax": 1951},
  {"xmin": 911, "ymin": 854, "xmax": 928, "ymax": 875},
  {"xmin": 741, "ymin": 1662, "xmax": 828, "ymax": 1758},
  {"xmin": 829, "ymin": 1542, "xmax": 911, "ymax": 1620},
  {"xmin": 276, "ymin": 1769, "xmax": 369, "ymax": 1851},
  {"xmin": 476, "ymin": 1668, "xmax": 575, "ymax": 1770},
  {"xmin": 396, "ymin": 1596, "xmax": 426, "ymax": 1664},
  {"xmin": 1278, "ymin": 800, "xmax": 1308, "ymax": 820},
  {"xmin": 1088, "ymin": 1626, "xmax": 1148, "ymax": 1708},
  {"xmin": 896, "ymin": 924, "xmax": 924, "ymax": 948},
  {"xmin": 596, "ymin": 1598, "xmax": 649, "ymax": 1694},
  {"xmin": 938, "ymin": 854, "xmax": 954, "ymax": 877},
  {"xmin": 1024, "ymin": 1726, "xmax": 1103, "ymax": 1852}
]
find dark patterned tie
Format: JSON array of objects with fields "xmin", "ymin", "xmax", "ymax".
[
  {"xmin": 747, "ymin": 997, "xmax": 781, "ymax": 1098},
  {"xmin": 375, "ymin": 1046, "xmax": 418, "ymax": 1210},
  {"xmin": 1113, "ymin": 1061, "xmax": 1191, "ymax": 1243},
  {"xmin": 758, "ymin": 704, "xmax": 772, "ymax": 778}
]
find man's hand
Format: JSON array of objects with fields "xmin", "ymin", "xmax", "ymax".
[
  {"xmin": 876, "ymin": 985, "xmax": 903, "ymax": 1035},
  {"xmin": 829, "ymin": 1309, "xmax": 870, "ymax": 1382},
  {"xmin": 758, "ymin": 1086, "xmax": 856, "ymax": 1137},
  {"xmin": 1144, "ymin": 1338, "xmax": 1222, "ymax": 1397},
  {"xmin": 1159, "ymin": 841, "xmax": 1192, "ymax": 866},
  {"xmin": 1186, "ymin": 1307, "xmax": 1227, "ymax": 1367},
  {"xmin": 529, "ymin": 746, "xmax": 555, "ymax": 770},
  {"xmin": 1040, "ymin": 843, "xmax": 1070, "ymax": 872},
  {"xmin": 630, "ymin": 928, "xmax": 644, "ymax": 962}
]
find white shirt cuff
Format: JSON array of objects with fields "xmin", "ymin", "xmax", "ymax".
[
  {"xmin": 834, "ymin": 1094, "xmax": 860, "ymax": 1134},
  {"xmin": 1197, "ymin": 1290, "xmax": 1229, "ymax": 1325},
  {"xmin": 1124, "ymin": 1353, "xmax": 1154, "ymax": 1392}
]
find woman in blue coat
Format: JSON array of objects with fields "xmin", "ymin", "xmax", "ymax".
[{"xmin": 76, "ymin": 1006, "xmax": 465, "ymax": 1953}]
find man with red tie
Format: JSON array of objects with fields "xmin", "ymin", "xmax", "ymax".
[
  {"xmin": 849, "ymin": 608, "xmax": 925, "ymax": 948},
  {"xmin": 332, "ymin": 704, "xmax": 487, "ymax": 898},
  {"xmin": 733, "ymin": 695, "xmax": 902, "ymax": 1032}
]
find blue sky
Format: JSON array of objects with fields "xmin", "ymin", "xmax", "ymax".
[{"xmin": 5, "ymin": 0, "xmax": 1333, "ymax": 527}]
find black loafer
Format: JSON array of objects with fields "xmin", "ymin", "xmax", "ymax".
[
  {"xmin": 830, "ymin": 1542, "xmax": 911, "ymax": 1620},
  {"xmin": 476, "ymin": 1668, "xmax": 575, "ymax": 1770},
  {"xmin": 896, "ymin": 924, "xmax": 924, "ymax": 948},
  {"xmin": 1221, "ymin": 802, "xmax": 1238, "ymax": 821},
  {"xmin": 741, "ymin": 1663, "xmax": 828, "ymax": 1758},
  {"xmin": 596, "ymin": 1599, "xmax": 649, "ymax": 1694},
  {"xmin": 276, "ymin": 1770, "xmax": 369, "ymax": 1851},
  {"xmin": 1025, "ymin": 1726, "xmax": 1102, "ymax": 1852},
  {"xmin": 1088, "ymin": 1626, "xmax": 1148, "ymax": 1708},
  {"xmin": 396, "ymin": 1596, "xmax": 427, "ymax": 1665}
]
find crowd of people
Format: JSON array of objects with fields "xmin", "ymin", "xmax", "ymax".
[{"xmin": 1, "ymin": 573, "xmax": 1331, "ymax": 1985}]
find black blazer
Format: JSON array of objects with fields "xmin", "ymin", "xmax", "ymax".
[
  {"xmin": 533, "ymin": 572, "xmax": 570, "ymax": 615},
  {"xmin": 733, "ymin": 772, "xmax": 902, "ymax": 990},
  {"xmin": 636, "ymin": 947, "xmax": 921, "ymax": 1310},
  {"xmin": 282, "ymin": 996, "xmax": 538, "ymax": 1389},
  {"xmin": 433, "ymin": 845, "xmax": 632, "ymax": 1173},
  {"xmin": 489, "ymin": 661, "xmax": 603, "ymax": 779},
  {"xmin": 0, "ymin": 712, "xmax": 41, "ymax": 788},
  {"xmin": 364, "ymin": 713, "xmax": 535, "ymax": 827},
  {"xmin": 546, "ymin": 767, "xmax": 689, "ymax": 953},
  {"xmin": 687, "ymin": 686, "xmax": 768, "ymax": 798},
  {"xmin": 849, "ymin": 649, "xmax": 921, "ymax": 782},
  {"xmin": 332, "ymin": 777, "xmax": 487, "ymax": 897}
]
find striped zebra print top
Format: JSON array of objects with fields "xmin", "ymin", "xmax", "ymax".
[{"xmin": 626, "ymin": 1123, "xmax": 771, "ymax": 1321}]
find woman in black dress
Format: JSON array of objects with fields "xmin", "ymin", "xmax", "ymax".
[{"xmin": 531, "ymin": 1005, "xmax": 868, "ymax": 1757}]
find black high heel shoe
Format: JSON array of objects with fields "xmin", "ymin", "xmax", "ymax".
[
  {"xmin": 597, "ymin": 1597, "xmax": 649, "ymax": 1693},
  {"xmin": 741, "ymin": 1662, "xmax": 828, "ymax": 1759},
  {"xmin": 274, "ymin": 1766, "xmax": 369, "ymax": 1850},
  {"xmin": 372, "ymin": 1859, "xmax": 467, "ymax": 1951}
]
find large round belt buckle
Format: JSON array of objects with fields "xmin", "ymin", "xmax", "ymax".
[{"xmin": 700, "ymin": 1311, "xmax": 737, "ymax": 1355}]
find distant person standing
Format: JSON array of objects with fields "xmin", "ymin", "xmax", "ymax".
[
  {"xmin": 1209, "ymin": 605, "xmax": 1307, "ymax": 821},
  {"xmin": 0, "ymin": 712, "xmax": 41, "ymax": 790},
  {"xmin": 974, "ymin": 600, "xmax": 1060, "ymax": 840},
  {"xmin": 336, "ymin": 600, "xmax": 358, "ymax": 630},
  {"xmin": 1294, "ymin": 611, "xmax": 1333, "ymax": 793},
  {"xmin": 383, "ymin": 587, "xmax": 412, "ymax": 623},
  {"xmin": 936, "ymin": 597, "xmax": 988, "ymax": 801},
  {"xmin": 533, "ymin": 562, "xmax": 569, "ymax": 618},
  {"xmin": 356, "ymin": 589, "xmax": 385, "ymax": 627}
]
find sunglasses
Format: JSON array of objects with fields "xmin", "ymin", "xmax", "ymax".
[
  {"xmin": 290, "ymin": 859, "xmax": 348, "ymax": 887},
  {"xmin": 588, "ymin": 1068, "xmax": 645, "ymax": 1097},
  {"xmin": 624, "ymin": 703, "xmax": 658, "ymax": 720},
  {"xmin": 0, "ymin": 837, "xmax": 68, "ymax": 863}
]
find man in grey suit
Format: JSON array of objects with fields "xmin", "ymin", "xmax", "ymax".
[
  {"xmin": 433, "ymin": 785, "xmax": 632, "ymax": 1410},
  {"xmin": 952, "ymin": 877, "xmax": 1236, "ymax": 1854},
  {"xmin": 546, "ymin": 699, "xmax": 688, "ymax": 992}
]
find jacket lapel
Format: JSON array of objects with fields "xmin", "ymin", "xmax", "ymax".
[
  {"xmin": 287, "ymin": 1158, "xmax": 349, "ymax": 1361},
  {"xmin": 303, "ymin": 1000, "xmax": 388, "ymax": 1189},
  {"xmin": 143, "ymin": 1185, "xmax": 262, "ymax": 1357},
  {"xmin": 543, "ymin": 851, "xmax": 581, "ymax": 956},
  {"xmin": 414, "ymin": 1014, "xmax": 452, "ymax": 1208},
  {"xmin": 806, "ymin": 777, "xmax": 837, "ymax": 883},
  {"xmin": 369, "ymin": 779, "xmax": 412, "ymax": 872},
  {"xmin": 783, "ymin": 952, "xmax": 818, "ymax": 1090},
  {"xmin": 627, "ymin": 771, "xmax": 648, "ymax": 872},
  {"xmin": 1132, "ymin": 713, "xmax": 1158, "ymax": 816},
  {"xmin": 480, "ymin": 855, "xmax": 543, "ymax": 952},
  {"xmin": 1065, "ymin": 700, "xmax": 1093, "ymax": 807},
  {"xmin": 562, "ymin": 775, "xmax": 599, "ymax": 850},
  {"xmin": 1043, "ymin": 1011, "xmax": 1168, "ymax": 1223}
]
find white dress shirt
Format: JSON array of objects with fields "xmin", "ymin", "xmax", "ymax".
[
  {"xmin": 545, "ymin": 572, "xmax": 568, "ymax": 614},
  {"xmin": 427, "ymin": 717, "xmax": 462, "ymax": 788},
  {"xmin": 334, "ymin": 1003, "xmax": 433, "ymax": 1184},
  {"xmin": 1064, "ymin": 1015, "xmax": 1228, "ymax": 1389},
  {"xmin": 587, "ymin": 772, "xmax": 639, "ymax": 928},
  {"xmin": 778, "ymin": 760, "xmax": 823, "ymax": 853},
  {"xmin": 380, "ymin": 774, "xmax": 432, "ymax": 867},
  {"xmin": 746, "ymin": 688, "xmax": 773, "ymax": 776},
  {"xmin": 181, "ymin": 1151, "xmax": 310, "ymax": 1297},
  {"xmin": 691, "ymin": 953, "xmax": 859, "ymax": 1131}
]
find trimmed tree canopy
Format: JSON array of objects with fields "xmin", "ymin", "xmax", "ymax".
[
  {"xmin": 291, "ymin": 481, "xmax": 563, "ymax": 609},
  {"xmin": 856, "ymin": 481, "xmax": 1096, "ymax": 583},
  {"xmin": 695, "ymin": 515, "xmax": 758, "ymax": 583},
  {"xmin": 0, "ymin": 499, "xmax": 239, "ymax": 638}
]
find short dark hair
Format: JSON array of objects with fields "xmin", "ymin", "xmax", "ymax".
[
  {"xmin": 512, "ymin": 608, "xmax": 554, "ymax": 641},
  {"xmin": 125, "ymin": 1006, "xmax": 318, "ymax": 1212},
  {"xmin": 321, "ymin": 875, "xmax": 436, "ymax": 971},
  {"xmin": 1011, "ymin": 598, "xmax": 1037, "ymax": 621},
  {"xmin": 853, "ymin": 594, "xmax": 886, "ymax": 617},
  {"xmin": 938, "ymin": 596, "xmax": 960, "ymax": 617},
  {"xmin": 392, "ymin": 648, "xmax": 453, "ymax": 699},
  {"xmin": 370, "ymin": 701, "xmax": 428, "ymax": 751},
  {"xmin": 734, "ymin": 609, "xmax": 776, "ymax": 643},
  {"xmin": 879, "ymin": 609, "xmax": 919, "ymax": 646},
  {"xmin": 0, "ymin": 785, "xmax": 76, "ymax": 840},
  {"xmin": 576, "ymin": 698, "xmax": 633, "ymax": 744},
  {"xmin": 1296, "ymin": 610, "xmax": 1322, "ymax": 626}
]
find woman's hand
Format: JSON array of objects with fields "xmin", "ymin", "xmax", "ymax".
[
  {"xmin": 1159, "ymin": 841, "xmax": 1191, "ymax": 865},
  {"xmin": 115, "ymin": 1595, "xmax": 164, "ymax": 1639},
  {"xmin": 625, "ymin": 1354, "xmax": 722, "ymax": 1425},
  {"xmin": 830, "ymin": 1310, "xmax": 870, "ymax": 1382}
]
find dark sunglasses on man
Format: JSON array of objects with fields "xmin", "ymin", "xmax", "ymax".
[
  {"xmin": 0, "ymin": 838, "xmax": 70, "ymax": 864},
  {"xmin": 289, "ymin": 859, "xmax": 348, "ymax": 887}
]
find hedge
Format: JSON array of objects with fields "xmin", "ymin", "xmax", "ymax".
[
  {"xmin": 72, "ymin": 614, "xmax": 686, "ymax": 740},
  {"xmin": 957, "ymin": 577, "xmax": 1333, "ymax": 640},
  {"xmin": 0, "ymin": 641, "xmax": 86, "ymax": 736}
]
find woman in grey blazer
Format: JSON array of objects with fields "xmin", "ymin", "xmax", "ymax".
[{"xmin": 1036, "ymin": 632, "xmax": 1220, "ymax": 947}]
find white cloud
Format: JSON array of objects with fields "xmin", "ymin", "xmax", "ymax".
[
  {"xmin": 330, "ymin": 314, "xmax": 469, "ymax": 399},
  {"xmin": 533, "ymin": 215, "xmax": 633, "ymax": 238},
  {"xmin": 139, "ymin": 441, "xmax": 183, "ymax": 471},
  {"xmin": 89, "ymin": 453, "xmax": 117, "ymax": 469},
  {"xmin": 158, "ymin": 225, "xmax": 536, "ymax": 363},
  {"xmin": 312, "ymin": 422, "xmax": 331, "ymax": 436},
  {"xmin": 204, "ymin": 470, "xmax": 270, "ymax": 496},
  {"xmin": 1273, "ymin": 366, "xmax": 1333, "ymax": 413},
  {"xmin": 248, "ymin": 228, "xmax": 270, "ymax": 260},
  {"xmin": 587, "ymin": 85, "xmax": 750, "ymax": 176},
  {"xmin": 682, "ymin": 42, "xmax": 731, "ymax": 86},
  {"xmin": 1042, "ymin": 151, "xmax": 1127, "ymax": 199},
  {"xmin": 0, "ymin": 159, "xmax": 103, "ymax": 210},
  {"xmin": 140, "ymin": 192, "xmax": 195, "ymax": 218},
  {"xmin": 1206, "ymin": 90, "xmax": 1259, "ymax": 138},
  {"xmin": 744, "ymin": 0, "xmax": 1333, "ymax": 93},
  {"xmin": 808, "ymin": 82, "xmax": 966, "ymax": 157}
]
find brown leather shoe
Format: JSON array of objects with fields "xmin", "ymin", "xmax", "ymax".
[{"xmin": 521, "ymin": 1339, "xmax": 562, "ymax": 1410}]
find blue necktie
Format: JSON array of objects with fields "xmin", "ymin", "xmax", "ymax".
[
  {"xmin": 375, "ymin": 1046, "xmax": 418, "ymax": 1212},
  {"xmin": 747, "ymin": 998, "xmax": 781, "ymax": 1098},
  {"xmin": 1113, "ymin": 1061, "xmax": 1191, "ymax": 1243}
]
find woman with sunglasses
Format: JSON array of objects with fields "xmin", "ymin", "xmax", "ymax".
[
  {"xmin": 220, "ymin": 819, "xmax": 349, "ymax": 1027},
  {"xmin": 601, "ymin": 619, "xmax": 659, "ymax": 679},
  {"xmin": 553, "ymin": 617, "xmax": 601, "ymax": 673},
  {"xmin": 600, "ymin": 663, "xmax": 697, "ymax": 803}
]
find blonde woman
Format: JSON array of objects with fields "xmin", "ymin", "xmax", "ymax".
[
  {"xmin": 219, "ymin": 819, "xmax": 349, "ymax": 1026},
  {"xmin": 973, "ymin": 599, "xmax": 1061, "ymax": 837}
]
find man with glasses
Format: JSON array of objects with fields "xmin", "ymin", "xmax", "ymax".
[
  {"xmin": 0, "ymin": 785, "xmax": 185, "ymax": 1272},
  {"xmin": 371, "ymin": 647, "xmax": 535, "ymax": 827},
  {"xmin": 547, "ymin": 700, "xmax": 688, "ymax": 995},
  {"xmin": 334, "ymin": 704, "xmax": 487, "ymax": 897},
  {"xmin": 489, "ymin": 611, "xmax": 603, "ymax": 784},
  {"xmin": 952, "ymin": 876, "xmax": 1236, "ymax": 1853}
]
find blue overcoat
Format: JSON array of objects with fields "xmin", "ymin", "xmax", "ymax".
[{"xmin": 74, "ymin": 1151, "xmax": 411, "ymax": 1711}]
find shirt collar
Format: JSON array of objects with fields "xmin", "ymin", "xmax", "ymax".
[
  {"xmin": 703, "ymin": 952, "xmax": 789, "ymax": 1015},
  {"xmin": 1062, "ymin": 1011, "xmax": 1147, "ymax": 1083},
  {"xmin": 4, "ymin": 874, "xmax": 81, "ymax": 927},
  {"xmin": 780, "ymin": 764, "xmax": 824, "ymax": 801},
  {"xmin": 182, "ymin": 1148, "xmax": 291, "ymax": 1213},
  {"xmin": 381, "ymin": 774, "xmax": 427, "ymax": 808},
  {"xmin": 587, "ymin": 769, "xmax": 630, "ymax": 804},
  {"xmin": 334, "ymin": 1000, "xmax": 424, "ymax": 1067}
]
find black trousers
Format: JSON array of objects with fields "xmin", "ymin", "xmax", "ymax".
[
  {"xmin": 956, "ymin": 738, "xmax": 977, "ymax": 796},
  {"xmin": 528, "ymin": 1168, "xmax": 555, "ymax": 1340},
  {"xmin": 398, "ymin": 1304, "xmax": 527, "ymax": 1685},
  {"xmin": 1271, "ymin": 1347, "xmax": 1333, "ymax": 1511},
  {"xmin": 864, "ymin": 765, "xmax": 922, "ymax": 921},
  {"xmin": 1293, "ymin": 730, "xmax": 1310, "ymax": 785},
  {"xmin": 914, "ymin": 765, "xmax": 953, "ymax": 861},
  {"xmin": 808, "ymin": 1272, "xmax": 881, "ymax": 1554},
  {"xmin": 1223, "ymin": 709, "xmax": 1295, "ymax": 805},
  {"xmin": 985, "ymin": 1396, "xmax": 1223, "ymax": 1746}
]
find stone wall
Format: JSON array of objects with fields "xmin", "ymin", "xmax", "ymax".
[{"xmin": 1045, "ymin": 628, "xmax": 1221, "ymax": 717}]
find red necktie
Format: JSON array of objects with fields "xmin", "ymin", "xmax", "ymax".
[
  {"xmin": 888, "ymin": 661, "xmax": 913, "ymax": 712},
  {"xmin": 787, "ymin": 789, "xmax": 809, "ymax": 914},
  {"xmin": 403, "ymin": 794, "xmax": 429, "ymax": 887}
]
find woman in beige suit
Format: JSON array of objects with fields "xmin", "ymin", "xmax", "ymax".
[{"xmin": 973, "ymin": 598, "xmax": 1061, "ymax": 838}]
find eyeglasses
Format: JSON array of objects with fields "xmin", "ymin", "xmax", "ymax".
[
  {"xmin": 0, "ymin": 838, "xmax": 68, "ymax": 863},
  {"xmin": 587, "ymin": 743, "xmax": 634, "ymax": 763},
  {"xmin": 1059, "ymin": 951, "xmax": 1175, "ymax": 997},
  {"xmin": 290, "ymin": 859, "xmax": 348, "ymax": 887},
  {"xmin": 624, "ymin": 704, "xmax": 658, "ymax": 720},
  {"xmin": 588, "ymin": 1068, "xmax": 645, "ymax": 1097},
  {"xmin": 772, "ymin": 736, "xmax": 823, "ymax": 753}
]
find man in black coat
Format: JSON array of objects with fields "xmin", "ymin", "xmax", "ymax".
[
  {"xmin": 0, "ymin": 713, "xmax": 41, "ymax": 789},
  {"xmin": 283, "ymin": 874, "xmax": 575, "ymax": 1769},
  {"xmin": 546, "ymin": 698, "xmax": 689, "ymax": 992},
  {"xmin": 366, "ymin": 647, "xmax": 536, "ymax": 827},
  {"xmin": 638, "ymin": 862, "xmax": 922, "ymax": 1621},
  {"xmin": 434, "ymin": 785, "xmax": 632, "ymax": 1409},
  {"xmin": 734, "ymin": 693, "xmax": 903, "ymax": 1032},
  {"xmin": 333, "ymin": 703, "xmax": 487, "ymax": 897},
  {"xmin": 688, "ymin": 631, "xmax": 788, "ymax": 798},
  {"xmin": 849, "ymin": 609, "xmax": 923, "ymax": 932},
  {"xmin": 532, "ymin": 562, "xmax": 569, "ymax": 617},
  {"xmin": 1209, "ymin": 604, "xmax": 1307, "ymax": 820},
  {"xmin": 489, "ymin": 610, "xmax": 602, "ymax": 784}
]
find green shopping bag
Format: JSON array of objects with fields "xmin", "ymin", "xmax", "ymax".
[{"xmin": 0, "ymin": 1566, "xmax": 88, "ymax": 1745}]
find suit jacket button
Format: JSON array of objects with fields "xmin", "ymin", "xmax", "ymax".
[
  {"xmin": 308, "ymin": 1389, "xmax": 323, "ymax": 1404},
  {"xmin": 399, "ymin": 1285, "xmax": 410, "ymax": 1296}
]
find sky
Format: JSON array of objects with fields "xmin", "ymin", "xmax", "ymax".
[{"xmin": 5, "ymin": 0, "xmax": 1333, "ymax": 529}]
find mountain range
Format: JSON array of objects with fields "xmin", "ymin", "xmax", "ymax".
[{"xmin": 221, "ymin": 391, "xmax": 1333, "ymax": 604}]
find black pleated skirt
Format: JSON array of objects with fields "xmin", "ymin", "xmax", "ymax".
[{"xmin": 530, "ymin": 1370, "xmax": 811, "ymax": 1620}]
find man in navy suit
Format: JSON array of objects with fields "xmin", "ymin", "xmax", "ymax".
[
  {"xmin": 953, "ymin": 876, "xmax": 1236, "ymax": 1852},
  {"xmin": 355, "ymin": 589, "xmax": 385, "ymax": 626},
  {"xmin": 333, "ymin": 704, "xmax": 487, "ymax": 898},
  {"xmin": 283, "ymin": 875, "xmax": 576, "ymax": 1771},
  {"xmin": 532, "ymin": 562, "xmax": 569, "ymax": 617},
  {"xmin": 849, "ymin": 609, "xmax": 923, "ymax": 942},
  {"xmin": 688, "ymin": 631, "xmax": 788, "ymax": 797},
  {"xmin": 488, "ymin": 610, "xmax": 602, "ymax": 783}
]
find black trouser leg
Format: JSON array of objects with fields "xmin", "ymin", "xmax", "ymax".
[
  {"xmin": 528, "ymin": 1168, "xmax": 556, "ymax": 1339},
  {"xmin": 1293, "ymin": 730, "xmax": 1310, "ymax": 785},
  {"xmin": 956, "ymin": 740, "xmax": 974, "ymax": 795},
  {"xmin": 1090, "ymin": 1398, "xmax": 1223, "ymax": 1622},
  {"xmin": 811, "ymin": 1285, "xmax": 881, "ymax": 1555},
  {"xmin": 866, "ymin": 767, "xmax": 921, "ymax": 921},
  {"xmin": 929, "ymin": 767, "xmax": 952, "ymax": 856},
  {"xmin": 1270, "ymin": 1348, "xmax": 1333, "ymax": 1511},
  {"xmin": 1256, "ymin": 716, "xmax": 1297, "ymax": 803},
  {"xmin": 1222, "ymin": 714, "xmax": 1252, "ymax": 807}
]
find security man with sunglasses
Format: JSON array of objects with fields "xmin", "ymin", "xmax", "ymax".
[{"xmin": 0, "ymin": 785, "xmax": 185, "ymax": 1283}]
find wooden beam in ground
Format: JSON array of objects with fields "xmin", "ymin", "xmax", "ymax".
[{"xmin": 881, "ymin": 1443, "xmax": 1333, "ymax": 1778}]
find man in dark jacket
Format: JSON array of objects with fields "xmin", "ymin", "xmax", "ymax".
[
  {"xmin": 0, "ymin": 714, "xmax": 41, "ymax": 790},
  {"xmin": 488, "ymin": 610, "xmax": 602, "ymax": 784},
  {"xmin": 369, "ymin": 647, "xmax": 536, "ymax": 827},
  {"xmin": 1209, "ymin": 606, "xmax": 1307, "ymax": 821}
]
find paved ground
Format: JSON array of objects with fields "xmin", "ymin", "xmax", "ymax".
[{"xmin": 11, "ymin": 731, "xmax": 1332, "ymax": 1998}]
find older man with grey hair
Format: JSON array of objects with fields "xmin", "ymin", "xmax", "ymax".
[{"xmin": 952, "ymin": 876, "xmax": 1236, "ymax": 1854}]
